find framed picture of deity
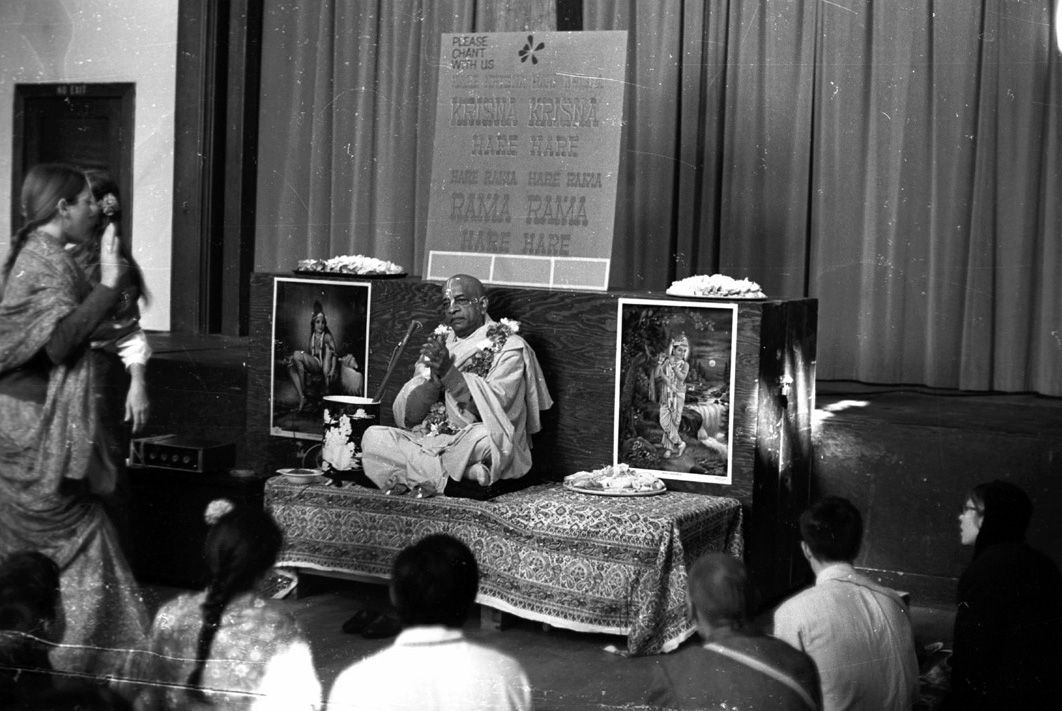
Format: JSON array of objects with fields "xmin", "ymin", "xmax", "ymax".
[
  {"xmin": 270, "ymin": 277, "xmax": 372, "ymax": 440},
  {"xmin": 613, "ymin": 298, "xmax": 737, "ymax": 485}
]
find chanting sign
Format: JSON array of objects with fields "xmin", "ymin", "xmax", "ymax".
[{"xmin": 424, "ymin": 31, "xmax": 627, "ymax": 290}]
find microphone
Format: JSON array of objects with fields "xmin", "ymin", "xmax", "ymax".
[{"xmin": 373, "ymin": 319, "xmax": 425, "ymax": 402}]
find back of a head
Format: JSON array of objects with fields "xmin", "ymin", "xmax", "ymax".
[
  {"xmin": 0, "ymin": 551, "xmax": 60, "ymax": 633},
  {"xmin": 391, "ymin": 534, "xmax": 479, "ymax": 628},
  {"xmin": 972, "ymin": 479, "xmax": 1033, "ymax": 556},
  {"xmin": 800, "ymin": 497, "xmax": 863, "ymax": 563},
  {"xmin": 84, "ymin": 168, "xmax": 119, "ymax": 203},
  {"xmin": 204, "ymin": 507, "xmax": 283, "ymax": 593},
  {"xmin": 687, "ymin": 553, "xmax": 750, "ymax": 628}
]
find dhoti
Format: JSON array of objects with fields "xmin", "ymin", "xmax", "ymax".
[{"xmin": 360, "ymin": 423, "xmax": 492, "ymax": 493}]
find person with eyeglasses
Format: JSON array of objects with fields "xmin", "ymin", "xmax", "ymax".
[
  {"xmin": 360, "ymin": 273, "xmax": 552, "ymax": 499},
  {"xmin": 943, "ymin": 480, "xmax": 1062, "ymax": 710}
]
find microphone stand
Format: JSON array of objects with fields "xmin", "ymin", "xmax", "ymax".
[{"xmin": 372, "ymin": 320, "xmax": 422, "ymax": 402}]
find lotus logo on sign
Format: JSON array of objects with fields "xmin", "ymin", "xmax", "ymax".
[{"xmin": 519, "ymin": 35, "xmax": 545, "ymax": 64}]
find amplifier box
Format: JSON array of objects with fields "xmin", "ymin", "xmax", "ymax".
[{"xmin": 128, "ymin": 435, "xmax": 236, "ymax": 473}]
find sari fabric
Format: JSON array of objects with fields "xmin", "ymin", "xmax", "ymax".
[{"xmin": 0, "ymin": 230, "xmax": 147, "ymax": 677}]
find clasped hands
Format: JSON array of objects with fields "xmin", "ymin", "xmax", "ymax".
[{"xmin": 419, "ymin": 335, "xmax": 454, "ymax": 382}]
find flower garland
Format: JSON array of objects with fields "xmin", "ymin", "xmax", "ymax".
[
  {"xmin": 416, "ymin": 401, "xmax": 459, "ymax": 436},
  {"xmin": 459, "ymin": 318, "xmax": 519, "ymax": 378}
]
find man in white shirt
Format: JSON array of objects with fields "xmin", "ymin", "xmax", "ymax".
[
  {"xmin": 328, "ymin": 533, "xmax": 533, "ymax": 711},
  {"xmin": 772, "ymin": 497, "xmax": 918, "ymax": 711}
]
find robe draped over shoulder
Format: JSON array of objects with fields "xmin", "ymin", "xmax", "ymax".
[{"xmin": 362, "ymin": 318, "xmax": 552, "ymax": 492}]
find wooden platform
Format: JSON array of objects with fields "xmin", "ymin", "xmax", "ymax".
[
  {"xmin": 141, "ymin": 337, "xmax": 1062, "ymax": 611},
  {"xmin": 243, "ymin": 274, "xmax": 817, "ymax": 603}
]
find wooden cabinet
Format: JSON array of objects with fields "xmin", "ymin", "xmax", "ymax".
[{"xmin": 246, "ymin": 274, "xmax": 816, "ymax": 604}]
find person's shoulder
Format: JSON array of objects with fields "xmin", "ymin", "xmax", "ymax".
[
  {"xmin": 157, "ymin": 590, "xmax": 201, "ymax": 614},
  {"xmin": 150, "ymin": 592, "xmax": 204, "ymax": 632},
  {"xmin": 774, "ymin": 582, "xmax": 822, "ymax": 613},
  {"xmin": 232, "ymin": 597, "xmax": 302, "ymax": 632},
  {"xmin": 750, "ymin": 633, "xmax": 819, "ymax": 672},
  {"xmin": 15, "ymin": 231, "xmax": 66, "ymax": 264},
  {"xmin": 332, "ymin": 644, "xmax": 395, "ymax": 684},
  {"xmin": 497, "ymin": 327, "xmax": 529, "ymax": 350}
]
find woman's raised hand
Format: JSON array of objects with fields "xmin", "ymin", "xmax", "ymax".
[{"xmin": 98, "ymin": 223, "xmax": 129, "ymax": 289}]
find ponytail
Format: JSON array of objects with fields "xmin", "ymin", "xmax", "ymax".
[
  {"xmin": 2, "ymin": 219, "xmax": 45, "ymax": 279},
  {"xmin": 185, "ymin": 502, "xmax": 283, "ymax": 699},
  {"xmin": 186, "ymin": 572, "xmax": 239, "ymax": 699}
]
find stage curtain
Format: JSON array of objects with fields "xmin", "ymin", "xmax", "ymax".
[
  {"xmin": 255, "ymin": 0, "xmax": 555, "ymax": 280},
  {"xmin": 256, "ymin": 0, "xmax": 1060, "ymax": 394},
  {"xmin": 584, "ymin": 0, "xmax": 1061, "ymax": 394}
]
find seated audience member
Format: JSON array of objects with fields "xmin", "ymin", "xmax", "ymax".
[
  {"xmin": 0, "ymin": 551, "xmax": 62, "ymax": 706},
  {"xmin": 943, "ymin": 480, "xmax": 1062, "ymax": 710},
  {"xmin": 328, "ymin": 534, "xmax": 533, "ymax": 711},
  {"xmin": 647, "ymin": 552, "xmax": 821, "ymax": 710},
  {"xmin": 131, "ymin": 501, "xmax": 321, "ymax": 710},
  {"xmin": 361, "ymin": 273, "xmax": 552, "ymax": 497},
  {"xmin": 772, "ymin": 497, "xmax": 918, "ymax": 711},
  {"xmin": 0, "ymin": 551, "xmax": 131, "ymax": 710}
]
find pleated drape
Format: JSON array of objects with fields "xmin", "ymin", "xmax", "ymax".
[{"xmin": 255, "ymin": 0, "xmax": 1061, "ymax": 395}]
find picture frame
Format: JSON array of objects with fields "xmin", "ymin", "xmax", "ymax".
[
  {"xmin": 613, "ymin": 298, "xmax": 737, "ymax": 485},
  {"xmin": 270, "ymin": 277, "xmax": 371, "ymax": 440}
]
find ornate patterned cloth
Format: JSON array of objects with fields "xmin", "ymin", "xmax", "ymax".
[
  {"xmin": 265, "ymin": 480, "xmax": 743, "ymax": 655},
  {"xmin": 130, "ymin": 591, "xmax": 322, "ymax": 710}
]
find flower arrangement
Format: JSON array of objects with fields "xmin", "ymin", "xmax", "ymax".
[
  {"xmin": 460, "ymin": 319, "xmax": 519, "ymax": 378},
  {"xmin": 296, "ymin": 254, "xmax": 405, "ymax": 275},
  {"xmin": 204, "ymin": 498, "xmax": 235, "ymax": 525},
  {"xmin": 322, "ymin": 408, "xmax": 358, "ymax": 471},
  {"xmin": 416, "ymin": 401, "xmax": 459, "ymax": 436}
]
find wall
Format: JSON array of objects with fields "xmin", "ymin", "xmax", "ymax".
[
  {"xmin": 814, "ymin": 386, "xmax": 1062, "ymax": 607},
  {"xmin": 0, "ymin": 0, "xmax": 177, "ymax": 329}
]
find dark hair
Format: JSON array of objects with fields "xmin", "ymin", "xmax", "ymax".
[
  {"xmin": 3, "ymin": 163, "xmax": 86, "ymax": 278},
  {"xmin": 969, "ymin": 480, "xmax": 1032, "ymax": 557},
  {"xmin": 84, "ymin": 168, "xmax": 149, "ymax": 303},
  {"xmin": 308, "ymin": 301, "xmax": 332, "ymax": 332},
  {"xmin": 391, "ymin": 534, "xmax": 479, "ymax": 629},
  {"xmin": 186, "ymin": 506, "xmax": 283, "ymax": 696},
  {"xmin": 0, "ymin": 551, "xmax": 61, "ymax": 634},
  {"xmin": 799, "ymin": 496, "xmax": 863, "ymax": 563},
  {"xmin": 687, "ymin": 552, "xmax": 752, "ymax": 629}
]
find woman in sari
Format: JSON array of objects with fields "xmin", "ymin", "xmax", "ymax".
[
  {"xmin": 0, "ymin": 163, "xmax": 148, "ymax": 678},
  {"xmin": 132, "ymin": 501, "xmax": 322, "ymax": 710}
]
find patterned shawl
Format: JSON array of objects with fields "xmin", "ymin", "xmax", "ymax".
[{"xmin": 0, "ymin": 231, "xmax": 102, "ymax": 558}]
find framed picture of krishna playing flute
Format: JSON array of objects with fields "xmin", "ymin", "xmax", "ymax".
[
  {"xmin": 270, "ymin": 277, "xmax": 371, "ymax": 440},
  {"xmin": 613, "ymin": 298, "xmax": 737, "ymax": 485}
]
